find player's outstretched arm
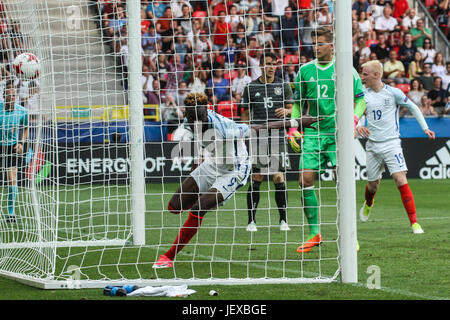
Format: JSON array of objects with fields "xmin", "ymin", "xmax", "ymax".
[
  {"xmin": 252, "ymin": 115, "xmax": 318, "ymax": 131},
  {"xmin": 396, "ymin": 89, "xmax": 435, "ymax": 140}
]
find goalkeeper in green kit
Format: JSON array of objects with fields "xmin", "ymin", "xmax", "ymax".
[{"xmin": 289, "ymin": 27, "xmax": 366, "ymax": 253}]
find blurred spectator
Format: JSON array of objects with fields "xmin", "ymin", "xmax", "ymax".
[
  {"xmin": 212, "ymin": 10, "xmax": 232, "ymax": 52},
  {"xmin": 187, "ymin": 18, "xmax": 201, "ymax": 45},
  {"xmin": 171, "ymin": 0, "xmax": 192, "ymax": 19},
  {"xmin": 146, "ymin": 79, "xmax": 161, "ymax": 105},
  {"xmin": 408, "ymin": 78, "xmax": 426, "ymax": 107},
  {"xmin": 408, "ymin": 51, "xmax": 424, "ymax": 80},
  {"xmin": 156, "ymin": 7, "xmax": 173, "ymax": 34},
  {"xmin": 300, "ymin": 10, "xmax": 318, "ymax": 58},
  {"xmin": 187, "ymin": 66, "xmax": 207, "ymax": 94},
  {"xmin": 142, "ymin": 24, "xmax": 161, "ymax": 53},
  {"xmin": 231, "ymin": 62, "xmax": 252, "ymax": 96},
  {"xmin": 283, "ymin": 63, "xmax": 297, "ymax": 83},
  {"xmin": 419, "ymin": 63, "xmax": 435, "ymax": 91},
  {"xmin": 410, "ymin": 19, "xmax": 432, "ymax": 48},
  {"xmin": 431, "ymin": 52, "xmax": 446, "ymax": 78},
  {"xmin": 109, "ymin": 5, "xmax": 127, "ymax": 33},
  {"xmin": 427, "ymin": 76, "xmax": 448, "ymax": 113},
  {"xmin": 387, "ymin": 25, "xmax": 403, "ymax": 53},
  {"xmin": 368, "ymin": 0, "xmax": 386, "ymax": 21},
  {"xmin": 383, "ymin": 50, "xmax": 408, "ymax": 83},
  {"xmin": 142, "ymin": 64, "xmax": 154, "ymax": 104},
  {"xmin": 280, "ymin": 6, "xmax": 299, "ymax": 53},
  {"xmin": 420, "ymin": 95, "xmax": 438, "ymax": 116},
  {"xmin": 435, "ymin": 0, "xmax": 449, "ymax": 36},
  {"xmin": 256, "ymin": 22, "xmax": 275, "ymax": 51},
  {"xmin": 392, "ymin": 0, "xmax": 409, "ymax": 22},
  {"xmin": 442, "ymin": 62, "xmax": 450, "ymax": 93},
  {"xmin": 248, "ymin": 49, "xmax": 263, "ymax": 80},
  {"xmin": 159, "ymin": 19, "xmax": 176, "ymax": 54},
  {"xmin": 146, "ymin": 0, "xmax": 167, "ymax": 20},
  {"xmin": 358, "ymin": 11, "xmax": 375, "ymax": 40},
  {"xmin": 177, "ymin": 4, "xmax": 193, "ymax": 35},
  {"xmin": 355, "ymin": 36, "xmax": 371, "ymax": 66},
  {"xmin": 223, "ymin": 36, "xmax": 237, "ymax": 68},
  {"xmin": 401, "ymin": 8, "xmax": 419, "ymax": 31},
  {"xmin": 232, "ymin": 23, "xmax": 247, "ymax": 48},
  {"xmin": 371, "ymin": 33, "xmax": 392, "ymax": 62},
  {"xmin": 194, "ymin": 30, "xmax": 212, "ymax": 65},
  {"xmin": 399, "ymin": 33, "xmax": 417, "ymax": 72},
  {"xmin": 352, "ymin": 0, "xmax": 370, "ymax": 17},
  {"xmin": 207, "ymin": 66, "xmax": 231, "ymax": 103},
  {"xmin": 418, "ymin": 39, "xmax": 436, "ymax": 64},
  {"xmin": 245, "ymin": 6, "xmax": 263, "ymax": 37},
  {"xmin": 174, "ymin": 33, "xmax": 190, "ymax": 63},
  {"xmin": 225, "ymin": 5, "xmax": 245, "ymax": 32},
  {"xmin": 166, "ymin": 80, "xmax": 189, "ymax": 110},
  {"xmin": 141, "ymin": 9, "xmax": 151, "ymax": 34},
  {"xmin": 374, "ymin": 6, "xmax": 398, "ymax": 35},
  {"xmin": 266, "ymin": 0, "xmax": 289, "ymax": 41},
  {"xmin": 317, "ymin": 2, "xmax": 333, "ymax": 26}
]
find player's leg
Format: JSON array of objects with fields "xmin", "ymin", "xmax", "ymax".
[
  {"xmin": 384, "ymin": 141, "xmax": 423, "ymax": 233},
  {"xmin": 297, "ymin": 168, "xmax": 322, "ymax": 252},
  {"xmin": 158, "ymin": 189, "xmax": 224, "ymax": 266},
  {"xmin": 272, "ymin": 172, "xmax": 290, "ymax": 230},
  {"xmin": 360, "ymin": 141, "xmax": 384, "ymax": 222},
  {"xmin": 246, "ymin": 173, "xmax": 263, "ymax": 231},
  {"xmin": 7, "ymin": 167, "xmax": 18, "ymax": 220},
  {"xmin": 167, "ymin": 176, "xmax": 200, "ymax": 214},
  {"xmin": 392, "ymin": 171, "xmax": 423, "ymax": 233}
]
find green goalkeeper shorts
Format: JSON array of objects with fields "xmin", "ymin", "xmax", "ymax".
[{"xmin": 299, "ymin": 134, "xmax": 336, "ymax": 173}]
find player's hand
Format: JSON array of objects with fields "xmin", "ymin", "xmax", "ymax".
[
  {"xmin": 355, "ymin": 126, "xmax": 370, "ymax": 138},
  {"xmin": 288, "ymin": 128, "xmax": 302, "ymax": 153},
  {"xmin": 424, "ymin": 129, "xmax": 435, "ymax": 140},
  {"xmin": 297, "ymin": 115, "xmax": 319, "ymax": 130},
  {"xmin": 14, "ymin": 143, "xmax": 23, "ymax": 154},
  {"xmin": 275, "ymin": 108, "xmax": 291, "ymax": 118}
]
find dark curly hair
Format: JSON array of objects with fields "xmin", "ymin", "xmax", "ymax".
[{"xmin": 184, "ymin": 92, "xmax": 208, "ymax": 107}]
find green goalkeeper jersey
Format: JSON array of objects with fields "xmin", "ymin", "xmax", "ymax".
[{"xmin": 293, "ymin": 59, "xmax": 365, "ymax": 133}]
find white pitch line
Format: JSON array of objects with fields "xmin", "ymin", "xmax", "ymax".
[{"xmin": 178, "ymin": 252, "xmax": 449, "ymax": 300}]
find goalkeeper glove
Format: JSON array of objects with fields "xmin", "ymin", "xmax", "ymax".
[{"xmin": 288, "ymin": 128, "xmax": 302, "ymax": 153}]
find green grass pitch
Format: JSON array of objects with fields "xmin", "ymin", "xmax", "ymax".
[{"xmin": 0, "ymin": 179, "xmax": 449, "ymax": 300}]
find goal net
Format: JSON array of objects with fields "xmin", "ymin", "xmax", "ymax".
[{"xmin": 0, "ymin": 0, "xmax": 357, "ymax": 289}]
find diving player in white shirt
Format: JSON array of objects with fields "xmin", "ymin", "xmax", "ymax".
[
  {"xmin": 357, "ymin": 60, "xmax": 435, "ymax": 234},
  {"xmin": 153, "ymin": 92, "xmax": 318, "ymax": 268}
]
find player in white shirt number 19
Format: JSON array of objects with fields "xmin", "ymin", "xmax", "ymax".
[{"xmin": 357, "ymin": 60, "xmax": 435, "ymax": 234}]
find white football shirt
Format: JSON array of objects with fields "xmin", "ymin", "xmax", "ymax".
[{"xmin": 363, "ymin": 84, "xmax": 428, "ymax": 142}]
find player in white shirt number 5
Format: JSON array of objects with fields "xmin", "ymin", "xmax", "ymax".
[{"xmin": 357, "ymin": 60, "xmax": 435, "ymax": 234}]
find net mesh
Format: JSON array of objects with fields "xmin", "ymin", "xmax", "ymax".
[{"xmin": 0, "ymin": 0, "xmax": 342, "ymax": 287}]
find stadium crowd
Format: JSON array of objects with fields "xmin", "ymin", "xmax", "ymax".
[{"xmin": 95, "ymin": 0, "xmax": 449, "ymax": 134}]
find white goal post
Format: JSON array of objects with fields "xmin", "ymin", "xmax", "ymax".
[{"xmin": 0, "ymin": 0, "xmax": 357, "ymax": 289}]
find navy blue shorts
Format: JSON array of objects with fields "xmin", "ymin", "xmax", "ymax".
[{"xmin": 1, "ymin": 144, "xmax": 23, "ymax": 168}]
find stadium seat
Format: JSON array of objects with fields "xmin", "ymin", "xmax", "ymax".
[
  {"xmin": 193, "ymin": 11, "xmax": 207, "ymax": 18},
  {"xmin": 396, "ymin": 83, "xmax": 410, "ymax": 94},
  {"xmin": 216, "ymin": 101, "xmax": 238, "ymax": 119},
  {"xmin": 224, "ymin": 70, "xmax": 238, "ymax": 81}
]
